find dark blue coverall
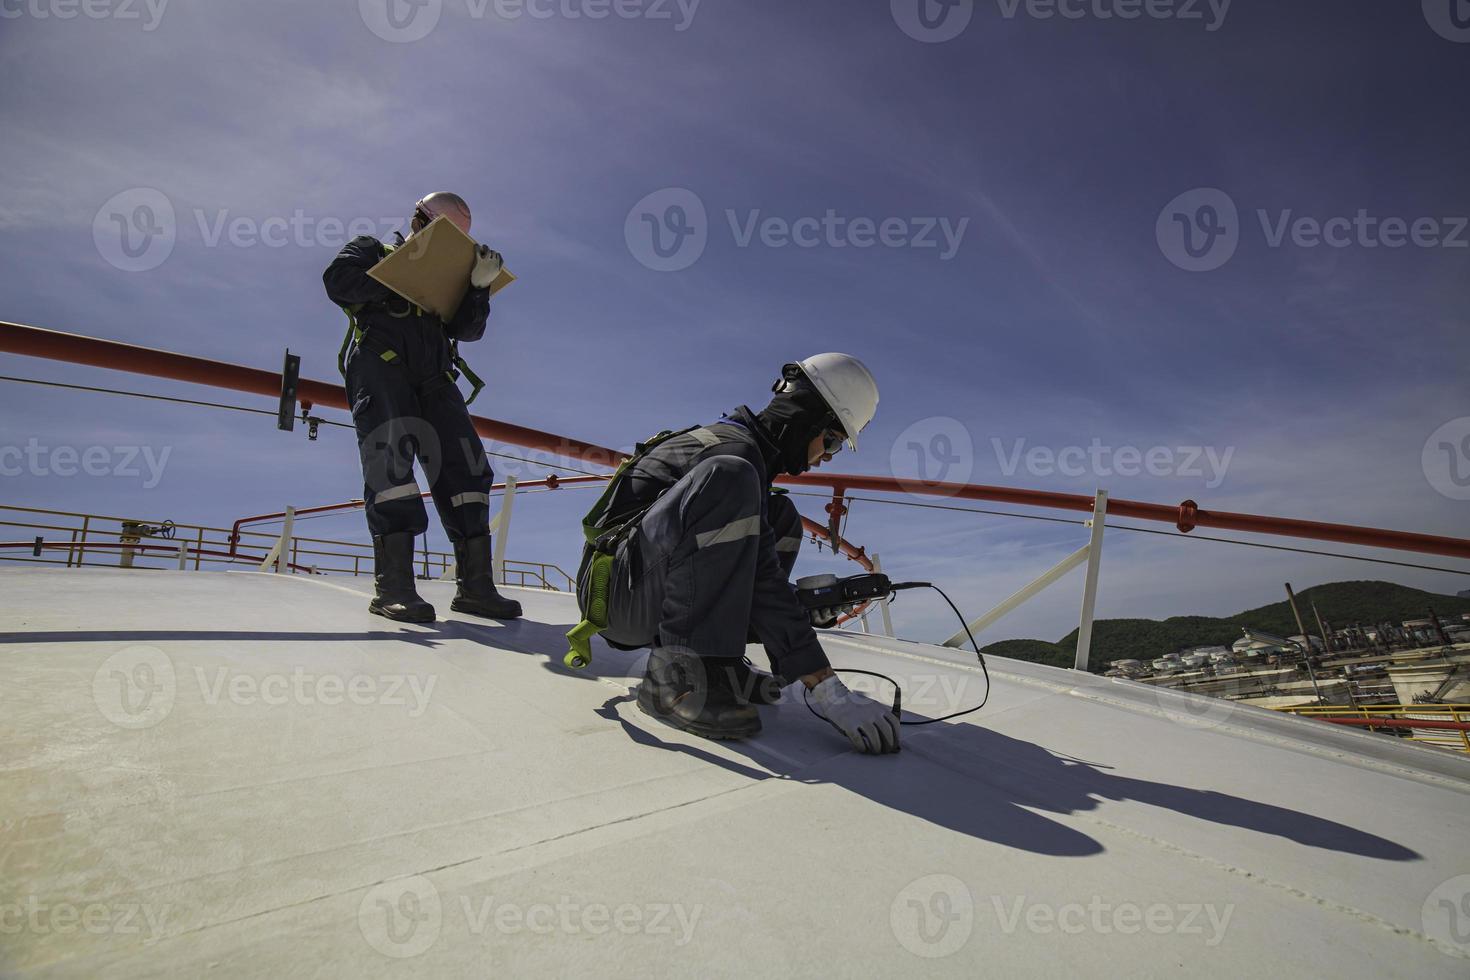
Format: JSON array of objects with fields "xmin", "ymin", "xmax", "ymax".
[
  {"xmin": 577, "ymin": 407, "xmax": 832, "ymax": 685},
  {"xmin": 323, "ymin": 235, "xmax": 494, "ymax": 543}
]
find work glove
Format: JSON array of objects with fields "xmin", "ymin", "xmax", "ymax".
[
  {"xmin": 470, "ymin": 245, "xmax": 503, "ymax": 288},
  {"xmin": 809, "ymin": 675, "xmax": 900, "ymax": 754},
  {"xmin": 809, "ymin": 606, "xmax": 840, "ymax": 630}
]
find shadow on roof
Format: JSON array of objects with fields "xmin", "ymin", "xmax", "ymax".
[{"xmin": 595, "ymin": 693, "xmax": 1423, "ymax": 863}]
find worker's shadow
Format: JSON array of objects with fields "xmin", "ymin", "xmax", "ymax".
[
  {"xmin": 434, "ymin": 618, "xmax": 634, "ymax": 683},
  {"xmin": 590, "ymin": 690, "xmax": 1422, "ymax": 863},
  {"xmin": 468, "ymin": 624, "xmax": 1415, "ymax": 864}
]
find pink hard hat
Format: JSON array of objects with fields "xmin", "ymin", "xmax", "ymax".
[{"xmin": 411, "ymin": 192, "xmax": 472, "ymax": 234}]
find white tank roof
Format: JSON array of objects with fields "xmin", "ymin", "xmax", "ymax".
[{"xmin": 3, "ymin": 567, "xmax": 1469, "ymax": 976}]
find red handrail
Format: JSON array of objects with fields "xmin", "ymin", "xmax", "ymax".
[
  {"xmin": 0, "ymin": 322, "xmax": 624, "ymax": 467},
  {"xmin": 0, "ymin": 539, "xmax": 318, "ymax": 575},
  {"xmin": 781, "ymin": 473, "xmax": 1470, "ymax": 560},
  {"xmin": 4, "ymin": 320, "xmax": 1468, "ymax": 561},
  {"xmin": 1313, "ymin": 716, "xmax": 1470, "ymax": 732}
]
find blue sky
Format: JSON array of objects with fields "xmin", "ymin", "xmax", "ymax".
[{"xmin": 2, "ymin": 0, "xmax": 1467, "ymax": 646}]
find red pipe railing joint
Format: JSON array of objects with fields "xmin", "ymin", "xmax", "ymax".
[{"xmin": 1177, "ymin": 499, "xmax": 1199, "ymax": 534}]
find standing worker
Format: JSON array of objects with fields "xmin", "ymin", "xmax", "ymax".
[
  {"xmin": 571, "ymin": 354, "xmax": 900, "ymax": 754},
  {"xmin": 323, "ymin": 192, "xmax": 522, "ymax": 623}
]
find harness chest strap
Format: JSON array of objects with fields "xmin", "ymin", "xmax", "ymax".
[{"xmin": 335, "ymin": 241, "xmax": 485, "ymax": 404}]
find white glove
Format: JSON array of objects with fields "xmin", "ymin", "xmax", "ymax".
[
  {"xmin": 809, "ymin": 676, "xmax": 900, "ymax": 754},
  {"xmin": 471, "ymin": 245, "xmax": 503, "ymax": 288},
  {"xmin": 810, "ymin": 606, "xmax": 840, "ymax": 629}
]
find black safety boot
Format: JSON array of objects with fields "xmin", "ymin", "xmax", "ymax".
[
  {"xmin": 637, "ymin": 645, "xmax": 762, "ymax": 740},
  {"xmin": 369, "ymin": 532, "xmax": 435, "ymax": 623},
  {"xmin": 722, "ymin": 658, "xmax": 784, "ymax": 706},
  {"xmin": 450, "ymin": 535, "xmax": 523, "ymax": 619}
]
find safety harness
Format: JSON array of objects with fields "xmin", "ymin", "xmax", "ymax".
[
  {"xmin": 563, "ymin": 426, "xmax": 701, "ymax": 669},
  {"xmin": 335, "ymin": 240, "xmax": 486, "ymax": 405}
]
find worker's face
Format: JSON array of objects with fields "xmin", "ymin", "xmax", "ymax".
[{"xmin": 807, "ymin": 429, "xmax": 844, "ymax": 468}]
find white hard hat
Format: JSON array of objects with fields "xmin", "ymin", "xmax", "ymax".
[{"xmin": 790, "ymin": 352, "xmax": 878, "ymax": 452}]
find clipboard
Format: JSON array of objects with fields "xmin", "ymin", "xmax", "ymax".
[{"xmin": 366, "ymin": 215, "xmax": 515, "ymax": 321}]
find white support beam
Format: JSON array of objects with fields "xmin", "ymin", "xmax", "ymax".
[
  {"xmin": 492, "ymin": 475, "xmax": 517, "ymax": 584},
  {"xmin": 942, "ymin": 543, "xmax": 1092, "ymax": 647},
  {"xmin": 872, "ymin": 554, "xmax": 895, "ymax": 638},
  {"xmin": 175, "ymin": 538, "xmax": 188, "ymax": 570},
  {"xmin": 257, "ymin": 506, "xmax": 295, "ymax": 574},
  {"xmin": 1073, "ymin": 490, "xmax": 1109, "ymax": 672}
]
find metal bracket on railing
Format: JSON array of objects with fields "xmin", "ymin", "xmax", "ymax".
[
  {"xmin": 277, "ymin": 349, "xmax": 300, "ymax": 432},
  {"xmin": 1073, "ymin": 491, "xmax": 1109, "ymax": 672},
  {"xmin": 825, "ymin": 488, "xmax": 847, "ymax": 552}
]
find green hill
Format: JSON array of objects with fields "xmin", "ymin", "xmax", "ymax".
[
  {"xmin": 982, "ymin": 580, "xmax": 1470, "ymax": 671},
  {"xmin": 980, "ymin": 638, "xmax": 1076, "ymax": 670}
]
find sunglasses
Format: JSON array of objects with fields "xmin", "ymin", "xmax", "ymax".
[{"xmin": 821, "ymin": 428, "xmax": 846, "ymax": 455}]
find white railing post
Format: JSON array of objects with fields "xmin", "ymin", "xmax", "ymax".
[
  {"xmin": 257, "ymin": 506, "xmax": 295, "ymax": 573},
  {"xmin": 873, "ymin": 554, "xmax": 895, "ymax": 638},
  {"xmin": 1073, "ymin": 490, "xmax": 1108, "ymax": 672},
  {"xmin": 492, "ymin": 475, "xmax": 517, "ymax": 584},
  {"xmin": 175, "ymin": 538, "xmax": 188, "ymax": 570},
  {"xmin": 279, "ymin": 506, "xmax": 295, "ymax": 573}
]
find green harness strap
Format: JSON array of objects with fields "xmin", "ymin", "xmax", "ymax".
[
  {"xmin": 563, "ymin": 426, "xmax": 701, "ymax": 669},
  {"xmin": 448, "ymin": 340, "xmax": 486, "ymax": 405},
  {"xmin": 334, "ymin": 240, "xmax": 485, "ymax": 406}
]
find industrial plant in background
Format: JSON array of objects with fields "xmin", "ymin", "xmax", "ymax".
[{"xmin": 1105, "ymin": 586, "xmax": 1470, "ymax": 751}]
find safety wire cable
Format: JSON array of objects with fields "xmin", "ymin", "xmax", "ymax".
[
  {"xmin": 0, "ymin": 374, "xmax": 608, "ymax": 478},
  {"xmin": 271, "ymin": 484, "xmax": 602, "ymax": 530},
  {"xmin": 800, "ymin": 581, "xmax": 990, "ymax": 737}
]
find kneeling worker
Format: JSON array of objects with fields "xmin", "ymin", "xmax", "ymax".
[
  {"xmin": 575, "ymin": 354, "xmax": 899, "ymax": 754},
  {"xmin": 323, "ymin": 191, "xmax": 522, "ymax": 623}
]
